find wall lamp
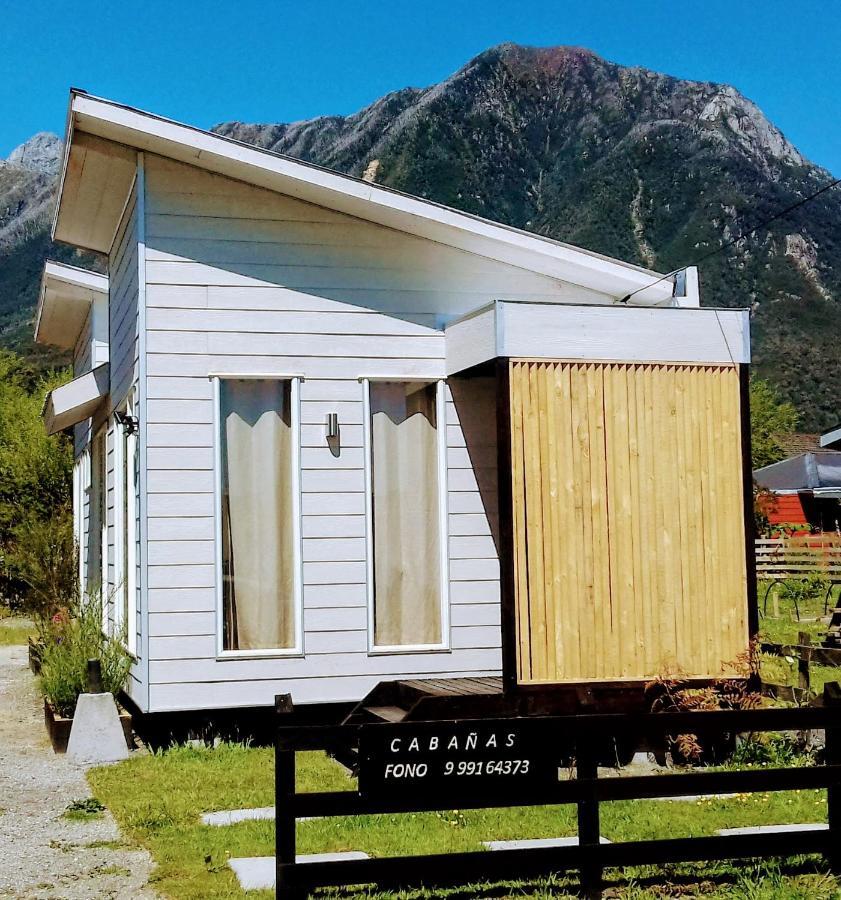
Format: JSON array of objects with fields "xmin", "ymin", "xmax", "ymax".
[
  {"xmin": 326, "ymin": 413, "xmax": 339, "ymax": 440},
  {"xmin": 114, "ymin": 410, "xmax": 139, "ymax": 435}
]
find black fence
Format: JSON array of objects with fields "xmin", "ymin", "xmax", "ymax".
[{"xmin": 275, "ymin": 688, "xmax": 841, "ymax": 898}]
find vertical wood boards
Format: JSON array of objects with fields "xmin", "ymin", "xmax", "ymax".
[{"xmin": 509, "ymin": 360, "xmax": 749, "ymax": 683}]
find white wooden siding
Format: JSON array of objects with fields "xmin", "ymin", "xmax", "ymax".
[
  {"xmin": 110, "ymin": 185, "xmax": 140, "ymax": 408},
  {"xmin": 107, "ymin": 172, "xmax": 145, "ymax": 703},
  {"xmin": 141, "ymin": 153, "xmax": 505, "ymax": 711},
  {"xmin": 72, "ymin": 310, "xmax": 93, "ymax": 458}
]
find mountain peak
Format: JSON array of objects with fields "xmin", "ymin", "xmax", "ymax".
[{"xmin": 6, "ymin": 132, "xmax": 62, "ymax": 174}]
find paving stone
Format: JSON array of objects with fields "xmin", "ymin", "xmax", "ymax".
[
  {"xmin": 202, "ymin": 806, "xmax": 275, "ymax": 826},
  {"xmin": 718, "ymin": 823, "xmax": 828, "ymax": 836},
  {"xmin": 229, "ymin": 852, "xmax": 370, "ymax": 891},
  {"xmin": 483, "ymin": 836, "xmax": 611, "ymax": 850}
]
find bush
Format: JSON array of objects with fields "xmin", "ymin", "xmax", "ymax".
[
  {"xmin": 39, "ymin": 590, "xmax": 132, "ymax": 717},
  {"xmin": 730, "ymin": 733, "xmax": 816, "ymax": 767}
]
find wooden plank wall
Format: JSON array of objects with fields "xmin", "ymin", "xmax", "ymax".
[
  {"xmin": 140, "ymin": 154, "xmax": 515, "ymax": 711},
  {"xmin": 509, "ymin": 360, "xmax": 748, "ymax": 683}
]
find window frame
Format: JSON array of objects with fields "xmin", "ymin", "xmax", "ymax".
[
  {"xmin": 90, "ymin": 425, "xmax": 108, "ymax": 632},
  {"xmin": 213, "ymin": 375, "xmax": 304, "ymax": 659},
  {"xmin": 113, "ymin": 391, "xmax": 139, "ymax": 656},
  {"xmin": 362, "ymin": 377, "xmax": 450, "ymax": 655}
]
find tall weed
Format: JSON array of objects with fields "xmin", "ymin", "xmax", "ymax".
[{"xmin": 39, "ymin": 589, "xmax": 132, "ymax": 717}]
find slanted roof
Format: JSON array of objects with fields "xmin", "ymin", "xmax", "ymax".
[
  {"xmin": 775, "ymin": 432, "xmax": 822, "ymax": 456},
  {"xmin": 35, "ymin": 260, "xmax": 108, "ymax": 350},
  {"xmin": 53, "ymin": 91, "xmax": 678, "ymax": 306},
  {"xmin": 42, "ymin": 364, "xmax": 109, "ymax": 434},
  {"xmin": 754, "ymin": 451, "xmax": 841, "ymax": 498}
]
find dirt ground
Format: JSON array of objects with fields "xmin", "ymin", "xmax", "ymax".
[{"xmin": 0, "ymin": 642, "xmax": 158, "ymax": 899}]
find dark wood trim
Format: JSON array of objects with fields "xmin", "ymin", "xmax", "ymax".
[
  {"xmin": 274, "ymin": 696, "xmax": 841, "ymax": 897},
  {"xmin": 739, "ymin": 364, "xmax": 759, "ymax": 639},
  {"xmin": 495, "ymin": 357, "xmax": 519, "ymax": 695}
]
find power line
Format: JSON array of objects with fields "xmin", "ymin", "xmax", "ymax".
[{"xmin": 617, "ymin": 176, "xmax": 841, "ymax": 304}]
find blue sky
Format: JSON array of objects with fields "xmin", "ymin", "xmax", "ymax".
[{"xmin": 1, "ymin": 0, "xmax": 839, "ymax": 175}]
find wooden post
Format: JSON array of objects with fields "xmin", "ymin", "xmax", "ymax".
[
  {"xmin": 275, "ymin": 694, "xmax": 299, "ymax": 898},
  {"xmin": 576, "ymin": 734, "xmax": 602, "ymax": 899},
  {"xmin": 496, "ymin": 357, "xmax": 519, "ymax": 695},
  {"xmin": 824, "ymin": 683, "xmax": 841, "ymax": 874},
  {"xmin": 798, "ymin": 632, "xmax": 811, "ymax": 694},
  {"xmin": 86, "ymin": 659, "xmax": 103, "ymax": 694}
]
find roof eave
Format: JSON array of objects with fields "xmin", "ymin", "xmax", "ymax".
[
  {"xmin": 57, "ymin": 91, "xmax": 677, "ymax": 304},
  {"xmin": 34, "ymin": 260, "xmax": 109, "ymax": 350}
]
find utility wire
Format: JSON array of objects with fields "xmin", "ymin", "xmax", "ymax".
[{"xmin": 618, "ymin": 176, "xmax": 841, "ymax": 303}]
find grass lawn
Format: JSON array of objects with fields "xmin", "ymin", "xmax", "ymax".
[
  {"xmin": 0, "ymin": 615, "xmax": 33, "ymax": 646},
  {"xmin": 88, "ymin": 742, "xmax": 840, "ymax": 899},
  {"xmin": 758, "ymin": 585, "xmax": 841, "ymax": 696}
]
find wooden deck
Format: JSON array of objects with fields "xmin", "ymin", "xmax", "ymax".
[
  {"xmin": 399, "ymin": 677, "xmax": 504, "ymax": 697},
  {"xmin": 345, "ymin": 676, "xmax": 505, "ymax": 725}
]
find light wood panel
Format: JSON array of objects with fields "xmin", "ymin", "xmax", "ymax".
[{"xmin": 509, "ymin": 360, "xmax": 748, "ymax": 683}]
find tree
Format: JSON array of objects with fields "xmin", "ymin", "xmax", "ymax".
[
  {"xmin": 0, "ymin": 351, "xmax": 73, "ymax": 611},
  {"xmin": 749, "ymin": 377, "xmax": 799, "ymax": 470}
]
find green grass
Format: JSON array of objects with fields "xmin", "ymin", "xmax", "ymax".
[
  {"xmin": 0, "ymin": 617, "xmax": 33, "ymax": 646},
  {"xmin": 758, "ymin": 583, "xmax": 841, "ymax": 696},
  {"xmin": 88, "ymin": 741, "xmax": 840, "ymax": 900}
]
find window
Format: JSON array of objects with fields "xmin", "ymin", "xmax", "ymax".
[
  {"xmin": 217, "ymin": 378, "xmax": 301, "ymax": 654},
  {"xmin": 88, "ymin": 429, "xmax": 107, "ymax": 601},
  {"xmin": 115, "ymin": 392, "xmax": 138, "ymax": 654},
  {"xmin": 365, "ymin": 380, "xmax": 448, "ymax": 651}
]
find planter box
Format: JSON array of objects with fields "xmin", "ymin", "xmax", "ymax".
[
  {"xmin": 28, "ymin": 638, "xmax": 43, "ymax": 675},
  {"xmin": 44, "ymin": 699, "xmax": 133, "ymax": 754}
]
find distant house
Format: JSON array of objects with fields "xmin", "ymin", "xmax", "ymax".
[
  {"xmin": 35, "ymin": 90, "xmax": 753, "ymax": 720},
  {"xmin": 754, "ymin": 451, "xmax": 841, "ymax": 532},
  {"xmin": 775, "ymin": 433, "xmax": 822, "ymax": 457}
]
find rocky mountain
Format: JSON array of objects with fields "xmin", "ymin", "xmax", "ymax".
[
  {"xmin": 2, "ymin": 44, "xmax": 839, "ymax": 426},
  {"xmin": 0, "ymin": 132, "xmax": 99, "ymax": 362}
]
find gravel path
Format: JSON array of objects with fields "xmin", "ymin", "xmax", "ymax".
[{"xmin": 0, "ymin": 643, "xmax": 158, "ymax": 899}]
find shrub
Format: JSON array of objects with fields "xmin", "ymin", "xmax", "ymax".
[
  {"xmin": 39, "ymin": 590, "xmax": 132, "ymax": 717},
  {"xmin": 730, "ymin": 733, "xmax": 816, "ymax": 767}
]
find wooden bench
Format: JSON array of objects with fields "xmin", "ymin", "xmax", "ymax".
[{"xmin": 755, "ymin": 537, "xmax": 841, "ymax": 619}]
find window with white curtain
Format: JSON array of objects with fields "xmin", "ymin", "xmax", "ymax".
[
  {"xmin": 218, "ymin": 378, "xmax": 300, "ymax": 653},
  {"xmin": 366, "ymin": 380, "xmax": 447, "ymax": 650}
]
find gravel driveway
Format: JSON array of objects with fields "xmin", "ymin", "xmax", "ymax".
[{"xmin": 0, "ymin": 642, "xmax": 158, "ymax": 899}]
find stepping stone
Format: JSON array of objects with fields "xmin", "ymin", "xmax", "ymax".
[
  {"xmin": 202, "ymin": 807, "xmax": 275, "ymax": 826},
  {"xmin": 718, "ymin": 823, "xmax": 827, "ymax": 836},
  {"xmin": 202, "ymin": 807, "xmax": 321, "ymax": 826},
  {"xmin": 229, "ymin": 852, "xmax": 370, "ymax": 891},
  {"xmin": 483, "ymin": 836, "xmax": 610, "ymax": 850}
]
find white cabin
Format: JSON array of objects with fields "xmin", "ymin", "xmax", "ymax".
[{"xmin": 37, "ymin": 91, "xmax": 752, "ymax": 716}]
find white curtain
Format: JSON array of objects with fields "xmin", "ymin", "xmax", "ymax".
[
  {"xmin": 222, "ymin": 380, "xmax": 294, "ymax": 651},
  {"xmin": 371, "ymin": 382, "xmax": 442, "ymax": 646}
]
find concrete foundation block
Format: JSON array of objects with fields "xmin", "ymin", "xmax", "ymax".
[{"xmin": 66, "ymin": 692, "xmax": 130, "ymax": 764}]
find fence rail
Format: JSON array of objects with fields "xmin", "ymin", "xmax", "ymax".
[
  {"xmin": 275, "ymin": 690, "xmax": 841, "ymax": 899},
  {"xmin": 755, "ymin": 537, "xmax": 841, "ymax": 617}
]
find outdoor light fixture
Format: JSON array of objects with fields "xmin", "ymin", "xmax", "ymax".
[
  {"xmin": 114, "ymin": 410, "xmax": 139, "ymax": 435},
  {"xmin": 326, "ymin": 412, "xmax": 339, "ymax": 440}
]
